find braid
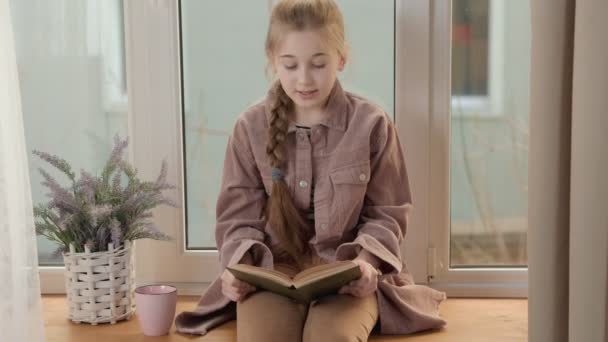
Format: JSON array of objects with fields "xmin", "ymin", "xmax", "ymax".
[
  {"xmin": 266, "ymin": 82, "xmax": 292, "ymax": 167},
  {"xmin": 265, "ymin": 82, "xmax": 313, "ymax": 269}
]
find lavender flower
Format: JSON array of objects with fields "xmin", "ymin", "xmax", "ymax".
[
  {"xmin": 142, "ymin": 222, "xmax": 171, "ymax": 241},
  {"xmin": 89, "ymin": 204, "xmax": 112, "ymax": 228},
  {"xmin": 159, "ymin": 196, "xmax": 179, "ymax": 208},
  {"xmin": 33, "ymin": 135, "xmax": 176, "ymax": 254},
  {"xmin": 112, "ymin": 169, "xmax": 122, "ymax": 192},
  {"xmin": 38, "ymin": 168, "xmax": 80, "ymax": 212},
  {"xmin": 156, "ymin": 159, "xmax": 168, "ymax": 186},
  {"xmin": 51, "ymin": 246, "xmax": 65, "ymax": 259},
  {"xmin": 101, "ymin": 134, "xmax": 128, "ymax": 184},
  {"xmin": 32, "ymin": 150, "xmax": 76, "ymax": 181},
  {"xmin": 111, "ymin": 134, "xmax": 129, "ymax": 161},
  {"xmin": 116, "ymin": 159, "xmax": 137, "ymax": 179},
  {"xmin": 110, "ymin": 218, "xmax": 122, "ymax": 247},
  {"xmin": 57, "ymin": 213, "xmax": 74, "ymax": 232},
  {"xmin": 76, "ymin": 170, "xmax": 97, "ymax": 204},
  {"xmin": 34, "ymin": 222, "xmax": 48, "ymax": 236}
]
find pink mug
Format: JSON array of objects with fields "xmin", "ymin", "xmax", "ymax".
[{"xmin": 134, "ymin": 285, "xmax": 177, "ymax": 336}]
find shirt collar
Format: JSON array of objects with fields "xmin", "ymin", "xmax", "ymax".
[{"xmin": 264, "ymin": 79, "xmax": 348, "ymax": 133}]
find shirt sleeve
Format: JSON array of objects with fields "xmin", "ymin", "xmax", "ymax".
[
  {"xmin": 335, "ymin": 114, "xmax": 413, "ymax": 275},
  {"xmin": 215, "ymin": 117, "xmax": 274, "ymax": 271}
]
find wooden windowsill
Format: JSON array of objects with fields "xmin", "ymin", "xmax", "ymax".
[{"xmin": 42, "ymin": 295, "xmax": 527, "ymax": 341}]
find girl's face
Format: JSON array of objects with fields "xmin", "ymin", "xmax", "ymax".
[{"xmin": 272, "ymin": 30, "xmax": 345, "ymax": 117}]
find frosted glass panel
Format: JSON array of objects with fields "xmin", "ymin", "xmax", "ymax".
[
  {"xmin": 10, "ymin": 0, "xmax": 128, "ymax": 266},
  {"xmin": 181, "ymin": 0, "xmax": 395, "ymax": 249},
  {"xmin": 450, "ymin": 0, "xmax": 530, "ymax": 267}
]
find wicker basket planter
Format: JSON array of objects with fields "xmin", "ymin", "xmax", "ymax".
[{"xmin": 63, "ymin": 241, "xmax": 135, "ymax": 325}]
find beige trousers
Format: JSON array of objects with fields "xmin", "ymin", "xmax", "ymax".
[{"xmin": 236, "ymin": 264, "xmax": 379, "ymax": 342}]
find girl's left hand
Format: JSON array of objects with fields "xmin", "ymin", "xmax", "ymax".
[{"xmin": 338, "ymin": 259, "xmax": 379, "ymax": 298}]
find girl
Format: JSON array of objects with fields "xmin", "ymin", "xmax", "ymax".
[{"xmin": 175, "ymin": 0, "xmax": 447, "ymax": 340}]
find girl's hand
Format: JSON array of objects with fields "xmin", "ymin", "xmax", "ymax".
[
  {"xmin": 220, "ymin": 269, "xmax": 257, "ymax": 302},
  {"xmin": 338, "ymin": 259, "xmax": 379, "ymax": 298}
]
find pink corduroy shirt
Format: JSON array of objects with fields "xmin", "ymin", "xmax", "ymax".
[{"xmin": 174, "ymin": 79, "xmax": 447, "ymax": 335}]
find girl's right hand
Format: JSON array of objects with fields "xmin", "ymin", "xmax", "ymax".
[{"xmin": 220, "ymin": 269, "xmax": 257, "ymax": 302}]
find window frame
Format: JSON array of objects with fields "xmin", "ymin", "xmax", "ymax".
[
  {"xmin": 426, "ymin": 0, "xmax": 528, "ymax": 298},
  {"xmin": 40, "ymin": 0, "xmax": 527, "ymax": 298}
]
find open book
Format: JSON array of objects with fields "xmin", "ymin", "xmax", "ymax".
[{"xmin": 227, "ymin": 260, "xmax": 362, "ymax": 303}]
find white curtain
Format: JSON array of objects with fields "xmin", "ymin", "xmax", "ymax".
[
  {"xmin": 529, "ymin": 1, "xmax": 608, "ymax": 342},
  {"xmin": 0, "ymin": 0, "xmax": 46, "ymax": 341}
]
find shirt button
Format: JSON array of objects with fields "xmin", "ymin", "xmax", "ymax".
[
  {"xmin": 320, "ymin": 223, "xmax": 328, "ymax": 230},
  {"xmin": 299, "ymin": 180, "xmax": 308, "ymax": 188},
  {"xmin": 359, "ymin": 173, "xmax": 367, "ymax": 181}
]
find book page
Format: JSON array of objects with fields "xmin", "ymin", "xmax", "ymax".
[
  {"xmin": 293, "ymin": 261, "xmax": 354, "ymax": 284},
  {"xmin": 229, "ymin": 264, "xmax": 293, "ymax": 286}
]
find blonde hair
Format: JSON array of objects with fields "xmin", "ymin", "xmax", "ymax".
[{"xmin": 263, "ymin": 0, "xmax": 350, "ymax": 269}]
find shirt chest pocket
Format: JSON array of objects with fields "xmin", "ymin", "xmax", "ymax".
[{"xmin": 329, "ymin": 160, "xmax": 371, "ymax": 232}]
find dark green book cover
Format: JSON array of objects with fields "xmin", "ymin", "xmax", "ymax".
[{"xmin": 227, "ymin": 261, "xmax": 362, "ymax": 303}]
